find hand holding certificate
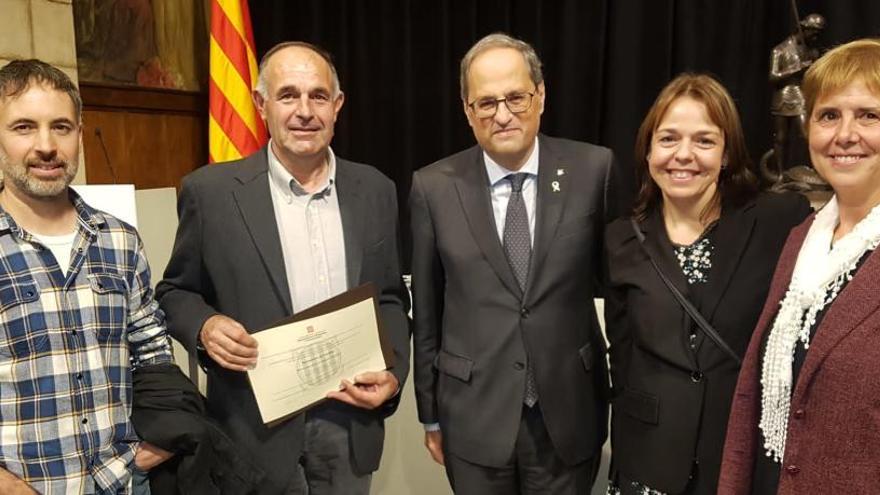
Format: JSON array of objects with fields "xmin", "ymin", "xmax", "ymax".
[{"xmin": 246, "ymin": 284, "xmax": 394, "ymax": 424}]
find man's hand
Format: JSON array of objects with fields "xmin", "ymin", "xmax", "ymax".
[
  {"xmin": 0, "ymin": 468, "xmax": 37, "ymax": 494},
  {"xmin": 424, "ymin": 430, "xmax": 444, "ymax": 465},
  {"xmin": 326, "ymin": 370, "xmax": 399, "ymax": 409},
  {"xmin": 134, "ymin": 442, "xmax": 175, "ymax": 472},
  {"xmin": 199, "ymin": 314, "xmax": 258, "ymax": 371}
]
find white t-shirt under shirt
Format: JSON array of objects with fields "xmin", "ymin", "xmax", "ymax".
[{"xmin": 32, "ymin": 231, "xmax": 77, "ymax": 277}]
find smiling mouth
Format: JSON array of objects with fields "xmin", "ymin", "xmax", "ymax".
[
  {"xmin": 828, "ymin": 154, "xmax": 867, "ymax": 164},
  {"xmin": 28, "ymin": 161, "xmax": 65, "ymax": 173},
  {"xmin": 667, "ymin": 170, "xmax": 700, "ymax": 181}
]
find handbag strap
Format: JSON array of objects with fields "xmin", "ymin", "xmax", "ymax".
[{"xmin": 630, "ymin": 218, "xmax": 742, "ymax": 366}]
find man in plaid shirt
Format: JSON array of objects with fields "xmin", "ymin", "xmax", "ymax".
[{"xmin": 0, "ymin": 60, "xmax": 174, "ymax": 494}]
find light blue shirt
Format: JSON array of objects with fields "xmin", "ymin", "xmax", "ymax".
[
  {"xmin": 424, "ymin": 138, "xmax": 539, "ymax": 432},
  {"xmin": 484, "ymin": 139, "xmax": 539, "ymax": 246}
]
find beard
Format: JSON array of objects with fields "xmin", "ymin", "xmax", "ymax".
[{"xmin": 1, "ymin": 155, "xmax": 77, "ymax": 199}]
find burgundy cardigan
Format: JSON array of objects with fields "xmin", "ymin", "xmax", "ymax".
[{"xmin": 719, "ymin": 214, "xmax": 880, "ymax": 494}]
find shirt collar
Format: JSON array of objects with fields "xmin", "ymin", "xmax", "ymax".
[
  {"xmin": 483, "ymin": 137, "xmax": 540, "ymax": 187},
  {"xmin": 267, "ymin": 140, "xmax": 337, "ymax": 199},
  {"xmin": 0, "ymin": 182, "xmax": 106, "ymax": 236}
]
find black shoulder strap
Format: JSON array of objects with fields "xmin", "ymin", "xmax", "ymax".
[{"xmin": 630, "ymin": 218, "xmax": 742, "ymax": 366}]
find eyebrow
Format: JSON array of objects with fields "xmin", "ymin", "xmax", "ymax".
[
  {"xmin": 275, "ymin": 85, "xmax": 331, "ymax": 96},
  {"xmin": 655, "ymin": 127, "xmax": 721, "ymax": 136}
]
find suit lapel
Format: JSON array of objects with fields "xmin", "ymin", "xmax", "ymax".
[
  {"xmin": 693, "ymin": 201, "xmax": 756, "ymax": 351},
  {"xmin": 527, "ymin": 136, "xmax": 567, "ymax": 295},
  {"xmin": 454, "ymin": 149, "xmax": 523, "ymax": 298},
  {"xmin": 794, "ymin": 245, "xmax": 880, "ymax": 398},
  {"xmin": 232, "ymin": 149, "xmax": 293, "ymax": 315},
  {"xmin": 642, "ymin": 209, "xmax": 691, "ymax": 299},
  {"xmin": 335, "ymin": 159, "xmax": 365, "ymax": 287}
]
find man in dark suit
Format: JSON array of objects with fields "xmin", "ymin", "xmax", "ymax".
[
  {"xmin": 156, "ymin": 42, "xmax": 409, "ymax": 494},
  {"xmin": 410, "ymin": 33, "xmax": 618, "ymax": 494}
]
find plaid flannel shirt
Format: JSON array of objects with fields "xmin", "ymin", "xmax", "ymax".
[{"xmin": 0, "ymin": 190, "xmax": 172, "ymax": 494}]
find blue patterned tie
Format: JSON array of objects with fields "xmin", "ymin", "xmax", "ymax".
[{"xmin": 503, "ymin": 173, "xmax": 538, "ymax": 407}]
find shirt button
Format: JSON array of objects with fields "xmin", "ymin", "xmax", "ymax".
[
  {"xmin": 690, "ymin": 371, "xmax": 703, "ymax": 383},
  {"xmin": 793, "ymin": 409, "xmax": 805, "ymax": 419},
  {"xmin": 25, "ymin": 290, "xmax": 34, "ymax": 297},
  {"xmin": 786, "ymin": 465, "xmax": 800, "ymax": 475},
  {"xmin": 513, "ymin": 362, "xmax": 525, "ymax": 370},
  {"xmin": 76, "ymin": 373, "xmax": 83, "ymax": 380},
  {"xmin": 81, "ymin": 418, "xmax": 88, "ymax": 424}
]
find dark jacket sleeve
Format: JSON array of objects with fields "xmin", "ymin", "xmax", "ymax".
[
  {"xmin": 409, "ymin": 170, "xmax": 444, "ymax": 425},
  {"xmin": 155, "ymin": 174, "xmax": 219, "ymax": 355},
  {"xmin": 373, "ymin": 174, "xmax": 412, "ymax": 416}
]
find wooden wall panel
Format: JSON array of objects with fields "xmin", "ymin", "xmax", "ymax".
[{"xmin": 80, "ymin": 83, "xmax": 207, "ymax": 190}]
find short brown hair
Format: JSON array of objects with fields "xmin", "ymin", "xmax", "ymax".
[
  {"xmin": 803, "ymin": 38, "xmax": 880, "ymax": 132},
  {"xmin": 632, "ymin": 73, "xmax": 758, "ymax": 221},
  {"xmin": 0, "ymin": 59, "xmax": 82, "ymax": 120}
]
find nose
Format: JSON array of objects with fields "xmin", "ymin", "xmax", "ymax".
[
  {"xmin": 34, "ymin": 127, "xmax": 58, "ymax": 161},
  {"xmin": 494, "ymin": 100, "xmax": 514, "ymax": 125},
  {"xmin": 834, "ymin": 115, "xmax": 859, "ymax": 145},
  {"xmin": 295, "ymin": 94, "xmax": 314, "ymax": 120},
  {"xmin": 674, "ymin": 141, "xmax": 694, "ymax": 162}
]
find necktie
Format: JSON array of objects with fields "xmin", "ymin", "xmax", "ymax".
[
  {"xmin": 503, "ymin": 173, "xmax": 531, "ymax": 290},
  {"xmin": 503, "ymin": 173, "xmax": 537, "ymax": 407}
]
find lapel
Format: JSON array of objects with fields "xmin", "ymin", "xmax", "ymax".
[
  {"xmin": 526, "ymin": 135, "xmax": 568, "ymax": 296},
  {"xmin": 334, "ymin": 159, "xmax": 365, "ymax": 287},
  {"xmin": 694, "ymin": 199, "xmax": 757, "ymax": 351},
  {"xmin": 641, "ymin": 208, "xmax": 691, "ymax": 299},
  {"xmin": 231, "ymin": 148, "xmax": 292, "ymax": 315},
  {"xmin": 454, "ymin": 147, "xmax": 523, "ymax": 298},
  {"xmin": 794, "ymin": 241, "xmax": 880, "ymax": 398},
  {"xmin": 638, "ymin": 209, "xmax": 695, "ymax": 364}
]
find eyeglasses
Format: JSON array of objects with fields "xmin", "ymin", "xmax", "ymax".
[{"xmin": 467, "ymin": 90, "xmax": 536, "ymax": 118}]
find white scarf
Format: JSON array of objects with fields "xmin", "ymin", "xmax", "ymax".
[{"xmin": 759, "ymin": 195, "xmax": 880, "ymax": 462}]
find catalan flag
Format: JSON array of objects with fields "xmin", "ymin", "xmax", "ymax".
[{"xmin": 209, "ymin": 0, "xmax": 267, "ymax": 163}]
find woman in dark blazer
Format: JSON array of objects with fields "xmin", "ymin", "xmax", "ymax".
[
  {"xmin": 719, "ymin": 38, "xmax": 880, "ymax": 495},
  {"xmin": 604, "ymin": 74, "xmax": 811, "ymax": 495}
]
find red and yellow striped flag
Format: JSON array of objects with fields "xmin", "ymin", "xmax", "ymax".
[{"xmin": 209, "ymin": 0, "xmax": 267, "ymax": 163}]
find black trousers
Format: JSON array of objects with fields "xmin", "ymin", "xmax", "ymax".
[{"xmin": 445, "ymin": 404, "xmax": 600, "ymax": 495}]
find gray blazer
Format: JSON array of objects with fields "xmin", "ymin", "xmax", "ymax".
[
  {"xmin": 156, "ymin": 147, "xmax": 410, "ymax": 493},
  {"xmin": 410, "ymin": 134, "xmax": 615, "ymax": 468}
]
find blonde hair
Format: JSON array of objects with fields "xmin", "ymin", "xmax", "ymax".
[{"xmin": 803, "ymin": 38, "xmax": 880, "ymax": 131}]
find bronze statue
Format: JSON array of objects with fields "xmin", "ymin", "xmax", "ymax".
[{"xmin": 761, "ymin": 12, "xmax": 825, "ymax": 195}]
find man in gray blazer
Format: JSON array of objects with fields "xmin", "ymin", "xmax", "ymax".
[
  {"xmin": 410, "ymin": 33, "xmax": 617, "ymax": 494},
  {"xmin": 156, "ymin": 42, "xmax": 409, "ymax": 494}
]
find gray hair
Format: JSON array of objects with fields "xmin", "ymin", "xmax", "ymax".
[
  {"xmin": 255, "ymin": 41, "xmax": 341, "ymax": 98},
  {"xmin": 460, "ymin": 33, "xmax": 544, "ymax": 101},
  {"xmin": 0, "ymin": 59, "xmax": 82, "ymax": 121}
]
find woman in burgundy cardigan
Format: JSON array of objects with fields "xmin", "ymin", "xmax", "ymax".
[{"xmin": 719, "ymin": 38, "xmax": 880, "ymax": 494}]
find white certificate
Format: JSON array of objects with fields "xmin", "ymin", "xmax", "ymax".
[{"xmin": 247, "ymin": 284, "xmax": 391, "ymax": 424}]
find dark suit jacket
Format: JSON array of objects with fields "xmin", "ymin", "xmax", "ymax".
[
  {"xmin": 719, "ymin": 213, "xmax": 880, "ymax": 494},
  {"xmin": 410, "ymin": 134, "xmax": 616, "ymax": 468},
  {"xmin": 155, "ymin": 147, "xmax": 410, "ymax": 493},
  {"xmin": 604, "ymin": 192, "xmax": 810, "ymax": 494}
]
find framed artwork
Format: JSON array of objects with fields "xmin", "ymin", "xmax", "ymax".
[{"xmin": 72, "ymin": 0, "xmax": 208, "ymax": 92}]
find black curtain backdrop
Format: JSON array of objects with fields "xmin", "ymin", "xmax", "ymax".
[{"xmin": 249, "ymin": 0, "xmax": 880, "ymax": 264}]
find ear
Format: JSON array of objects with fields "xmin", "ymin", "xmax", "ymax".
[
  {"xmin": 252, "ymin": 91, "xmax": 267, "ymax": 120},
  {"xmin": 332, "ymin": 91, "xmax": 345, "ymax": 119},
  {"xmin": 536, "ymin": 82, "xmax": 546, "ymax": 115},
  {"xmin": 462, "ymin": 98, "xmax": 476, "ymax": 129}
]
